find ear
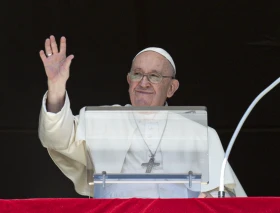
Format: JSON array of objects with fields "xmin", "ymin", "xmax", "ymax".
[
  {"xmin": 167, "ymin": 79, "xmax": 179, "ymax": 98},
  {"xmin": 127, "ymin": 73, "xmax": 131, "ymax": 85}
]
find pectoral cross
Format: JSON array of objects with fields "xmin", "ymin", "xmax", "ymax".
[{"xmin": 141, "ymin": 156, "xmax": 160, "ymax": 173}]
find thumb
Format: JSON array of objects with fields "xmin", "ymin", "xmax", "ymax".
[{"xmin": 63, "ymin": 55, "xmax": 74, "ymax": 71}]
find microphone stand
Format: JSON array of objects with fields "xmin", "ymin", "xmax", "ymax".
[{"xmin": 218, "ymin": 77, "xmax": 280, "ymax": 198}]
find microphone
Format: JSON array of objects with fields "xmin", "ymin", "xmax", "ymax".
[{"xmin": 218, "ymin": 77, "xmax": 280, "ymax": 198}]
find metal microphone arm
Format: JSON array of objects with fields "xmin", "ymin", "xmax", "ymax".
[{"xmin": 219, "ymin": 77, "xmax": 280, "ymax": 197}]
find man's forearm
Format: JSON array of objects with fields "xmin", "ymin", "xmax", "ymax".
[{"xmin": 47, "ymin": 82, "xmax": 66, "ymax": 113}]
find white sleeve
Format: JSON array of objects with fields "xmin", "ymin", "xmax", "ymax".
[
  {"xmin": 38, "ymin": 91, "xmax": 76, "ymax": 150},
  {"xmin": 38, "ymin": 91, "xmax": 90, "ymax": 196}
]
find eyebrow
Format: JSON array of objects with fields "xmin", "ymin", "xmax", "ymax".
[{"xmin": 132, "ymin": 68, "xmax": 161, "ymax": 73}]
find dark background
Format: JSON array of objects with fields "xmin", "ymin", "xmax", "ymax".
[{"xmin": 2, "ymin": 1, "xmax": 280, "ymax": 198}]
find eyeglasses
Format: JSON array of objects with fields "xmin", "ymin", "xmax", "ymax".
[{"xmin": 129, "ymin": 71, "xmax": 175, "ymax": 84}]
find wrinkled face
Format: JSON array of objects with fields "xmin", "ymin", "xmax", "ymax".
[{"xmin": 127, "ymin": 51, "xmax": 179, "ymax": 106}]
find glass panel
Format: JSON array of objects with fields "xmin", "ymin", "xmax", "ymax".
[{"xmin": 85, "ymin": 106, "xmax": 208, "ymax": 198}]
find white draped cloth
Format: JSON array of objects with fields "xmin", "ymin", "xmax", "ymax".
[{"xmin": 39, "ymin": 92, "xmax": 246, "ymax": 197}]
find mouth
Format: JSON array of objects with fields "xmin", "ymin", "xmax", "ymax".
[{"xmin": 135, "ymin": 90, "xmax": 154, "ymax": 95}]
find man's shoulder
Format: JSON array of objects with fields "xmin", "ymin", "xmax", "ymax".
[
  {"xmin": 169, "ymin": 112, "xmax": 206, "ymax": 128},
  {"xmin": 77, "ymin": 104, "xmax": 131, "ymax": 117},
  {"xmin": 79, "ymin": 104, "xmax": 131, "ymax": 110},
  {"xmin": 168, "ymin": 112, "xmax": 219, "ymax": 135}
]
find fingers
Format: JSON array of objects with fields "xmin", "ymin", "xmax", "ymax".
[
  {"xmin": 50, "ymin": 35, "xmax": 58, "ymax": 54},
  {"xmin": 39, "ymin": 50, "xmax": 47, "ymax": 62},
  {"xmin": 45, "ymin": 38, "xmax": 52, "ymax": 56},
  {"xmin": 60, "ymin": 36, "xmax": 67, "ymax": 54},
  {"xmin": 42, "ymin": 35, "xmax": 67, "ymax": 57},
  {"xmin": 198, "ymin": 193, "xmax": 207, "ymax": 198},
  {"xmin": 198, "ymin": 192, "xmax": 212, "ymax": 198}
]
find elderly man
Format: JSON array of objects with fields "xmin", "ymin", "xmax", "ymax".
[{"xmin": 39, "ymin": 35, "xmax": 246, "ymax": 198}]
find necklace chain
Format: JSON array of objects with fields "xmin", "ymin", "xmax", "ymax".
[{"xmin": 133, "ymin": 112, "xmax": 168, "ymax": 158}]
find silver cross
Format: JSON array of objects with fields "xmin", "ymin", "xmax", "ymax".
[{"xmin": 141, "ymin": 157, "xmax": 160, "ymax": 173}]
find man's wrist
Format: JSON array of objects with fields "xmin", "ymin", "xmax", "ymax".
[
  {"xmin": 46, "ymin": 84, "xmax": 66, "ymax": 113},
  {"xmin": 48, "ymin": 80, "xmax": 66, "ymax": 94}
]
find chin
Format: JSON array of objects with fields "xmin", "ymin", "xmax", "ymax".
[{"xmin": 133, "ymin": 99, "xmax": 153, "ymax": 107}]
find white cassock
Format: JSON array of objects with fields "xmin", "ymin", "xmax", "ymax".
[{"xmin": 39, "ymin": 92, "xmax": 247, "ymax": 197}]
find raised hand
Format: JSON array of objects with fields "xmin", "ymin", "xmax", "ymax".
[
  {"xmin": 39, "ymin": 35, "xmax": 74, "ymax": 86},
  {"xmin": 39, "ymin": 35, "xmax": 74, "ymax": 112}
]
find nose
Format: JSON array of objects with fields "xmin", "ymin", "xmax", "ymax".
[{"xmin": 139, "ymin": 75, "xmax": 151, "ymax": 88}]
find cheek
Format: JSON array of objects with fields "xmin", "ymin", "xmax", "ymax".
[
  {"xmin": 155, "ymin": 85, "xmax": 167, "ymax": 95},
  {"xmin": 128, "ymin": 82, "xmax": 137, "ymax": 93}
]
